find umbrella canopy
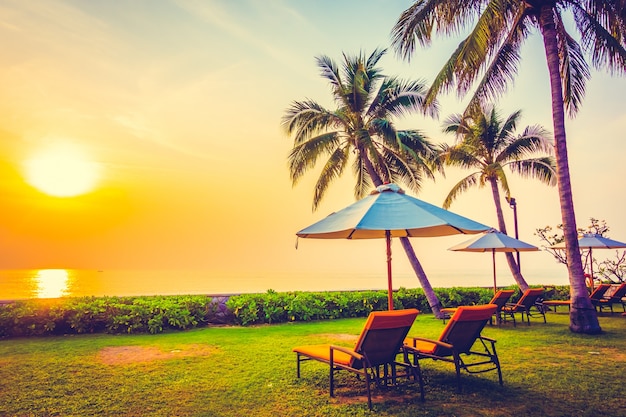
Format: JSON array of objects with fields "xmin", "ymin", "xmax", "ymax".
[
  {"xmin": 297, "ymin": 183, "xmax": 491, "ymax": 309},
  {"xmin": 577, "ymin": 233, "xmax": 626, "ymax": 250},
  {"xmin": 449, "ymin": 229, "xmax": 539, "ymax": 293},
  {"xmin": 551, "ymin": 233, "xmax": 626, "ymax": 289}
]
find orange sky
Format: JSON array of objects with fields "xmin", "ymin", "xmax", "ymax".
[{"xmin": 1, "ymin": 1, "xmax": 625, "ymax": 288}]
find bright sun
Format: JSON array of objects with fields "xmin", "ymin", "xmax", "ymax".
[{"xmin": 24, "ymin": 144, "xmax": 100, "ymax": 197}]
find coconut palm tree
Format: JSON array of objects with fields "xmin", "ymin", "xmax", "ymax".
[
  {"xmin": 440, "ymin": 105, "xmax": 557, "ymax": 290},
  {"xmin": 391, "ymin": 0, "xmax": 626, "ymax": 334},
  {"xmin": 282, "ymin": 48, "xmax": 449, "ymax": 317}
]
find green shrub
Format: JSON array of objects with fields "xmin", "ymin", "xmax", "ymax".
[{"xmin": 0, "ymin": 286, "xmax": 572, "ymax": 337}]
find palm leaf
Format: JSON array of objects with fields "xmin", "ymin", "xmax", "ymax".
[
  {"xmin": 442, "ymin": 174, "xmax": 480, "ymax": 209},
  {"xmin": 555, "ymin": 15, "xmax": 590, "ymax": 117},
  {"xmin": 571, "ymin": 1, "xmax": 626, "ymax": 74},
  {"xmin": 288, "ymin": 132, "xmax": 342, "ymax": 185},
  {"xmin": 312, "ymin": 147, "xmax": 350, "ymax": 210},
  {"xmin": 507, "ymin": 157, "xmax": 557, "ymax": 186}
]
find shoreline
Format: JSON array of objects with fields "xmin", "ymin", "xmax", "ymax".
[{"xmin": 0, "ymin": 283, "xmax": 572, "ymax": 305}]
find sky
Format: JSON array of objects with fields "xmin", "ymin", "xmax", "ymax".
[{"xmin": 1, "ymin": 0, "xmax": 625, "ymax": 289}]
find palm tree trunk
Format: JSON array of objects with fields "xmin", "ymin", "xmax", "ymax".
[
  {"xmin": 489, "ymin": 178, "xmax": 529, "ymax": 291},
  {"xmin": 400, "ymin": 237, "xmax": 444, "ymax": 318},
  {"xmin": 539, "ymin": 6, "xmax": 601, "ymax": 334}
]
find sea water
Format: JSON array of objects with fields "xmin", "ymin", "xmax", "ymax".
[{"xmin": 0, "ymin": 266, "xmax": 569, "ymax": 300}]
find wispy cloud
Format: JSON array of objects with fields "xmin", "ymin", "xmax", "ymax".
[{"xmin": 173, "ymin": 0, "xmax": 314, "ymax": 74}]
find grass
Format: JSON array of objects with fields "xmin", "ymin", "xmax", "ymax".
[{"xmin": 1, "ymin": 311, "xmax": 625, "ymax": 416}]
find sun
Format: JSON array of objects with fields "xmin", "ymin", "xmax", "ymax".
[{"xmin": 24, "ymin": 144, "xmax": 100, "ymax": 197}]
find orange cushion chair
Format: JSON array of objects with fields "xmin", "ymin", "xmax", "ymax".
[
  {"xmin": 501, "ymin": 288, "xmax": 546, "ymax": 326},
  {"xmin": 405, "ymin": 304, "xmax": 502, "ymax": 392},
  {"xmin": 293, "ymin": 308, "xmax": 422, "ymax": 410}
]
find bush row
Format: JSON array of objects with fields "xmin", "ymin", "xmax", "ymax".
[
  {"xmin": 0, "ymin": 286, "xmax": 570, "ymax": 338},
  {"xmin": 225, "ymin": 287, "xmax": 499, "ymax": 325},
  {"xmin": 227, "ymin": 284, "xmax": 574, "ymax": 325},
  {"xmin": 0, "ymin": 295, "xmax": 232, "ymax": 338}
]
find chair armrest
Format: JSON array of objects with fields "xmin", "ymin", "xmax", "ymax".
[
  {"xmin": 405, "ymin": 336, "xmax": 453, "ymax": 351},
  {"xmin": 329, "ymin": 345, "xmax": 363, "ymax": 361}
]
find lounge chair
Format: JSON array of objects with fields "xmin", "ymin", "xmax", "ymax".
[
  {"xmin": 405, "ymin": 304, "xmax": 502, "ymax": 392},
  {"xmin": 592, "ymin": 283, "xmax": 626, "ymax": 314},
  {"xmin": 441, "ymin": 290, "xmax": 514, "ymax": 326},
  {"xmin": 543, "ymin": 284, "xmax": 612, "ymax": 312},
  {"xmin": 501, "ymin": 288, "xmax": 546, "ymax": 326},
  {"xmin": 489, "ymin": 290, "xmax": 516, "ymax": 325},
  {"xmin": 293, "ymin": 309, "xmax": 423, "ymax": 410}
]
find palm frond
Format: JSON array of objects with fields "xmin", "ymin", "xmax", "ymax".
[
  {"xmin": 493, "ymin": 126, "xmax": 552, "ymax": 164},
  {"xmin": 571, "ymin": 1, "xmax": 626, "ymax": 75},
  {"xmin": 439, "ymin": 143, "xmax": 483, "ymax": 170},
  {"xmin": 441, "ymin": 113, "xmax": 467, "ymax": 136},
  {"xmin": 506, "ymin": 157, "xmax": 557, "ymax": 186},
  {"xmin": 352, "ymin": 157, "xmax": 373, "ymax": 200},
  {"xmin": 389, "ymin": 130, "xmax": 440, "ymax": 185},
  {"xmin": 442, "ymin": 174, "xmax": 480, "ymax": 209},
  {"xmin": 516, "ymin": 125, "xmax": 554, "ymax": 154},
  {"xmin": 391, "ymin": 0, "xmax": 486, "ymax": 61},
  {"xmin": 465, "ymin": 8, "xmax": 528, "ymax": 110},
  {"xmin": 369, "ymin": 118, "xmax": 397, "ymax": 146},
  {"xmin": 340, "ymin": 50, "xmax": 387, "ymax": 115},
  {"xmin": 282, "ymin": 100, "xmax": 342, "ymax": 144},
  {"xmin": 365, "ymin": 48, "xmax": 388, "ymax": 74},
  {"xmin": 312, "ymin": 147, "xmax": 350, "ymax": 210},
  {"xmin": 369, "ymin": 77, "xmax": 438, "ymax": 119},
  {"xmin": 555, "ymin": 14, "xmax": 590, "ymax": 117},
  {"xmin": 315, "ymin": 55, "xmax": 342, "ymax": 88},
  {"xmin": 288, "ymin": 132, "xmax": 342, "ymax": 185},
  {"xmin": 383, "ymin": 150, "xmax": 426, "ymax": 194},
  {"xmin": 493, "ymin": 165, "xmax": 511, "ymax": 197},
  {"xmin": 391, "ymin": 0, "xmax": 438, "ymax": 60},
  {"xmin": 454, "ymin": 0, "xmax": 514, "ymax": 93},
  {"xmin": 498, "ymin": 109, "xmax": 522, "ymax": 139}
]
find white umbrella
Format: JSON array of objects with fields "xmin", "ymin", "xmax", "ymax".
[
  {"xmin": 449, "ymin": 229, "xmax": 539, "ymax": 294},
  {"xmin": 297, "ymin": 183, "xmax": 491, "ymax": 309},
  {"xmin": 551, "ymin": 233, "xmax": 626, "ymax": 290}
]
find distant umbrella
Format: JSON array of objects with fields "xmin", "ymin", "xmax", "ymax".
[
  {"xmin": 551, "ymin": 233, "xmax": 626, "ymax": 290},
  {"xmin": 449, "ymin": 229, "xmax": 539, "ymax": 294},
  {"xmin": 297, "ymin": 183, "xmax": 491, "ymax": 309}
]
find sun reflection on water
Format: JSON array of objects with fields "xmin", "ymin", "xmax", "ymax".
[{"xmin": 35, "ymin": 269, "xmax": 70, "ymax": 298}]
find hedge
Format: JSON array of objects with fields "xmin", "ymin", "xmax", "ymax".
[{"xmin": 0, "ymin": 286, "xmax": 569, "ymax": 338}]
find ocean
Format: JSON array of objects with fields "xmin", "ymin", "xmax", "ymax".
[{"xmin": 0, "ymin": 266, "xmax": 570, "ymax": 300}]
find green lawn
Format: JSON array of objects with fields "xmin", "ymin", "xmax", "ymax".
[{"xmin": 1, "ymin": 311, "xmax": 624, "ymax": 416}]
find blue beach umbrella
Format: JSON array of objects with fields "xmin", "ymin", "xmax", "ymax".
[
  {"xmin": 296, "ymin": 183, "xmax": 491, "ymax": 309},
  {"xmin": 551, "ymin": 233, "xmax": 626, "ymax": 290},
  {"xmin": 449, "ymin": 229, "xmax": 539, "ymax": 294}
]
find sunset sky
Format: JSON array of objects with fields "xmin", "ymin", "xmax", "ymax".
[{"xmin": 1, "ymin": 0, "xmax": 625, "ymax": 289}]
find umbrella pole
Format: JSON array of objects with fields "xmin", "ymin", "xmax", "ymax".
[
  {"xmin": 386, "ymin": 230, "xmax": 394, "ymax": 310},
  {"xmin": 492, "ymin": 249, "xmax": 497, "ymax": 294},
  {"xmin": 588, "ymin": 248, "xmax": 594, "ymax": 292}
]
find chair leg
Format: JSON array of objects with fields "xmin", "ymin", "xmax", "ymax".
[
  {"xmin": 329, "ymin": 352, "xmax": 335, "ymax": 398},
  {"xmin": 364, "ymin": 371, "xmax": 373, "ymax": 410},
  {"xmin": 416, "ymin": 362, "xmax": 425, "ymax": 402},
  {"xmin": 453, "ymin": 352, "xmax": 462, "ymax": 393},
  {"xmin": 296, "ymin": 353, "xmax": 301, "ymax": 378},
  {"xmin": 408, "ymin": 355, "xmax": 425, "ymax": 402},
  {"xmin": 492, "ymin": 344, "xmax": 503, "ymax": 386}
]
